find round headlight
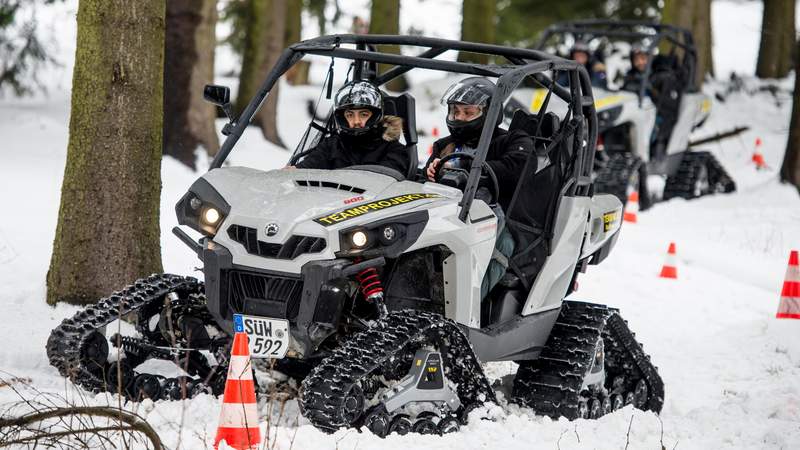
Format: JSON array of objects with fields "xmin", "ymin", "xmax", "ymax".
[
  {"xmin": 351, "ymin": 230, "xmax": 368, "ymax": 248},
  {"xmin": 203, "ymin": 207, "xmax": 221, "ymax": 225}
]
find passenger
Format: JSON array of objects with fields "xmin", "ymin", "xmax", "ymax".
[
  {"xmin": 292, "ymin": 80, "xmax": 409, "ymax": 174},
  {"xmin": 423, "ymin": 77, "xmax": 534, "ymax": 298},
  {"xmin": 561, "ymin": 41, "xmax": 608, "ymax": 89},
  {"xmin": 621, "ymin": 43, "xmax": 650, "ymax": 94}
]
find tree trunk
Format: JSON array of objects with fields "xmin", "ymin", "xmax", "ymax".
[
  {"xmin": 756, "ymin": 0, "xmax": 796, "ymax": 79},
  {"xmin": 163, "ymin": 0, "xmax": 219, "ymax": 169},
  {"xmin": 780, "ymin": 39, "xmax": 800, "ymax": 193},
  {"xmin": 369, "ymin": 0, "xmax": 407, "ymax": 92},
  {"xmin": 458, "ymin": 0, "xmax": 496, "ymax": 64},
  {"xmin": 235, "ymin": 0, "xmax": 286, "ymax": 147},
  {"xmin": 284, "ymin": 0, "xmax": 309, "ymax": 85},
  {"xmin": 47, "ymin": 0, "xmax": 165, "ymax": 305},
  {"xmin": 661, "ymin": 0, "xmax": 713, "ymax": 87}
]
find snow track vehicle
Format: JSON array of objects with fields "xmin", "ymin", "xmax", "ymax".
[
  {"xmin": 530, "ymin": 20, "xmax": 736, "ymax": 210},
  {"xmin": 47, "ymin": 35, "xmax": 663, "ymax": 436}
]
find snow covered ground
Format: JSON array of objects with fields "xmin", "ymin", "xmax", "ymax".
[{"xmin": 2, "ymin": 1, "xmax": 800, "ymax": 449}]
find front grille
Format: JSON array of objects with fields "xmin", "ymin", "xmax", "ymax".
[
  {"xmin": 226, "ymin": 270, "xmax": 303, "ymax": 320},
  {"xmin": 227, "ymin": 225, "xmax": 326, "ymax": 259},
  {"xmin": 296, "ymin": 179, "xmax": 366, "ymax": 194}
]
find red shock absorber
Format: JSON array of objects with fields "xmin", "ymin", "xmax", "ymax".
[{"xmin": 355, "ymin": 266, "xmax": 383, "ymax": 301}]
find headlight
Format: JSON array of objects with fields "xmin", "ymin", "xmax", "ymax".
[
  {"xmin": 351, "ymin": 230, "xmax": 369, "ymax": 248},
  {"xmin": 379, "ymin": 225, "xmax": 397, "ymax": 244},
  {"xmin": 176, "ymin": 178, "xmax": 230, "ymax": 237},
  {"xmin": 202, "ymin": 207, "xmax": 221, "ymax": 225}
]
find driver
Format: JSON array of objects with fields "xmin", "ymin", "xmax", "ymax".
[
  {"xmin": 423, "ymin": 77, "xmax": 534, "ymax": 297},
  {"xmin": 621, "ymin": 43, "xmax": 650, "ymax": 93},
  {"xmin": 292, "ymin": 80, "xmax": 409, "ymax": 174},
  {"xmin": 566, "ymin": 41, "xmax": 607, "ymax": 88}
]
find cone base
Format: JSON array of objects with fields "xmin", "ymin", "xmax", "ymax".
[
  {"xmin": 215, "ymin": 427, "xmax": 261, "ymax": 450},
  {"xmin": 659, "ymin": 267, "xmax": 677, "ymax": 279},
  {"xmin": 776, "ymin": 313, "xmax": 800, "ymax": 319},
  {"xmin": 623, "ymin": 213, "xmax": 637, "ymax": 223}
]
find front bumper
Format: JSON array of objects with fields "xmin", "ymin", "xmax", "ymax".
[{"xmin": 202, "ymin": 241, "xmax": 351, "ymax": 359}]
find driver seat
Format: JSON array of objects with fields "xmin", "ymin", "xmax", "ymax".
[{"xmin": 383, "ymin": 93, "xmax": 419, "ymax": 180}]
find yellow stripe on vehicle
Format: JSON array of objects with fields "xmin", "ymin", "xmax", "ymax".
[
  {"xmin": 530, "ymin": 89, "xmax": 547, "ymax": 112},
  {"xmin": 594, "ymin": 95, "xmax": 625, "ymax": 110},
  {"xmin": 701, "ymin": 98, "xmax": 712, "ymax": 113}
]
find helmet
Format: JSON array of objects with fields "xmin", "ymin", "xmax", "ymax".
[
  {"xmin": 440, "ymin": 77, "xmax": 498, "ymax": 146},
  {"xmin": 570, "ymin": 40, "xmax": 591, "ymax": 58},
  {"xmin": 333, "ymin": 80, "xmax": 384, "ymax": 137},
  {"xmin": 630, "ymin": 42, "xmax": 648, "ymax": 58}
]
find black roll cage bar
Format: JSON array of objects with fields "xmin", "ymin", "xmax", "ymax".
[
  {"xmin": 209, "ymin": 34, "xmax": 597, "ymax": 222},
  {"xmin": 536, "ymin": 20, "xmax": 698, "ymax": 100}
]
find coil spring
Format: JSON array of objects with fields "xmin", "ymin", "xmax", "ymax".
[{"xmin": 355, "ymin": 267, "xmax": 383, "ymax": 300}]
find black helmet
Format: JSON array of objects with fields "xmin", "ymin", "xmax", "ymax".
[
  {"xmin": 333, "ymin": 80, "xmax": 384, "ymax": 137},
  {"xmin": 441, "ymin": 77, "xmax": 498, "ymax": 146}
]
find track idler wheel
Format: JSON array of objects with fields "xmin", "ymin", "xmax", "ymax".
[
  {"xmin": 105, "ymin": 361, "xmax": 135, "ymax": 397},
  {"xmin": 339, "ymin": 385, "xmax": 365, "ymax": 426},
  {"xmin": 633, "ymin": 379, "xmax": 649, "ymax": 409},
  {"xmin": 133, "ymin": 374, "xmax": 162, "ymax": 401},
  {"xmin": 388, "ymin": 414, "xmax": 412, "ymax": 435},
  {"xmin": 364, "ymin": 407, "xmax": 391, "ymax": 438},
  {"xmin": 412, "ymin": 417, "xmax": 438, "ymax": 435},
  {"xmin": 79, "ymin": 331, "xmax": 109, "ymax": 374},
  {"xmin": 437, "ymin": 416, "xmax": 461, "ymax": 434}
]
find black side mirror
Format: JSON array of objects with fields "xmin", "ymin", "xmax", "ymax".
[
  {"xmin": 204, "ymin": 84, "xmax": 230, "ymax": 106},
  {"xmin": 204, "ymin": 84, "xmax": 234, "ymax": 135}
]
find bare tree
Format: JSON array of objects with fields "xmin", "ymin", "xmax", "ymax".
[
  {"xmin": 458, "ymin": 0, "xmax": 497, "ymax": 64},
  {"xmin": 47, "ymin": 0, "xmax": 165, "ymax": 305},
  {"xmin": 235, "ymin": 0, "xmax": 287, "ymax": 147},
  {"xmin": 163, "ymin": 0, "xmax": 219, "ymax": 169},
  {"xmin": 369, "ymin": 0, "xmax": 407, "ymax": 92},
  {"xmin": 661, "ymin": 0, "xmax": 714, "ymax": 87},
  {"xmin": 285, "ymin": 0, "xmax": 310, "ymax": 85},
  {"xmin": 781, "ymin": 38, "xmax": 800, "ymax": 193},
  {"xmin": 756, "ymin": 0, "xmax": 796, "ymax": 79}
]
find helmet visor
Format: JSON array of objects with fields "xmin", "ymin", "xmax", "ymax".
[
  {"xmin": 440, "ymin": 81, "xmax": 492, "ymax": 108},
  {"xmin": 335, "ymin": 81, "xmax": 382, "ymax": 110},
  {"xmin": 446, "ymin": 104, "xmax": 484, "ymax": 122}
]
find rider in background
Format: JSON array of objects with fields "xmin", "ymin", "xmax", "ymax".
[
  {"xmin": 292, "ymin": 80, "xmax": 409, "ymax": 174},
  {"xmin": 621, "ymin": 43, "xmax": 651, "ymax": 94},
  {"xmin": 561, "ymin": 41, "xmax": 608, "ymax": 89}
]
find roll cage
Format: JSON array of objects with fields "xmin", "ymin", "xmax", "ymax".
[
  {"xmin": 536, "ymin": 20, "xmax": 698, "ymax": 99},
  {"xmin": 209, "ymin": 34, "xmax": 597, "ymax": 222}
]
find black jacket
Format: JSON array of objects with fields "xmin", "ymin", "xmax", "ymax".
[
  {"xmin": 423, "ymin": 127, "xmax": 535, "ymax": 211},
  {"xmin": 295, "ymin": 116, "xmax": 409, "ymax": 175}
]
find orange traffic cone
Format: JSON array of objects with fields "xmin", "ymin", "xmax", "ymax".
[
  {"xmin": 214, "ymin": 332, "xmax": 260, "ymax": 450},
  {"xmin": 432, "ymin": 126, "xmax": 440, "ymax": 138},
  {"xmin": 659, "ymin": 242, "xmax": 678, "ymax": 279},
  {"xmin": 776, "ymin": 250, "xmax": 800, "ymax": 319},
  {"xmin": 623, "ymin": 191, "xmax": 639, "ymax": 223},
  {"xmin": 752, "ymin": 137, "xmax": 767, "ymax": 170}
]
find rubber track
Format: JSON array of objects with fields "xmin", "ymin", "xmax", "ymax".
[
  {"xmin": 664, "ymin": 151, "xmax": 736, "ymax": 200},
  {"xmin": 512, "ymin": 301, "xmax": 663, "ymax": 419},
  {"xmin": 593, "ymin": 153, "xmax": 644, "ymax": 209},
  {"xmin": 46, "ymin": 274, "xmax": 204, "ymax": 394},
  {"xmin": 299, "ymin": 310, "xmax": 495, "ymax": 433}
]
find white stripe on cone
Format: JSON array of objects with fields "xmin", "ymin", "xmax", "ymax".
[
  {"xmin": 227, "ymin": 355, "xmax": 253, "ymax": 380},
  {"xmin": 217, "ymin": 403, "xmax": 260, "ymax": 428},
  {"xmin": 663, "ymin": 252, "xmax": 677, "ymax": 268}
]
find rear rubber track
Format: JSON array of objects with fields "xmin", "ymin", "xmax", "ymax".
[
  {"xmin": 664, "ymin": 151, "xmax": 735, "ymax": 200},
  {"xmin": 512, "ymin": 300, "xmax": 663, "ymax": 419}
]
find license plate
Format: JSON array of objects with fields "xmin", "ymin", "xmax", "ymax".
[{"xmin": 233, "ymin": 314, "xmax": 290, "ymax": 359}]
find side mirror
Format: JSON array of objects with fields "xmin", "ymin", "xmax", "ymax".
[
  {"xmin": 203, "ymin": 84, "xmax": 230, "ymax": 106},
  {"xmin": 204, "ymin": 84, "xmax": 234, "ymax": 135}
]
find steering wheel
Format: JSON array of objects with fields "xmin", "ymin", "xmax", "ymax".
[{"xmin": 433, "ymin": 152, "xmax": 500, "ymax": 206}]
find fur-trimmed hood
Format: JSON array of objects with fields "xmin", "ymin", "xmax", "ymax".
[{"xmin": 381, "ymin": 115, "xmax": 403, "ymax": 142}]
